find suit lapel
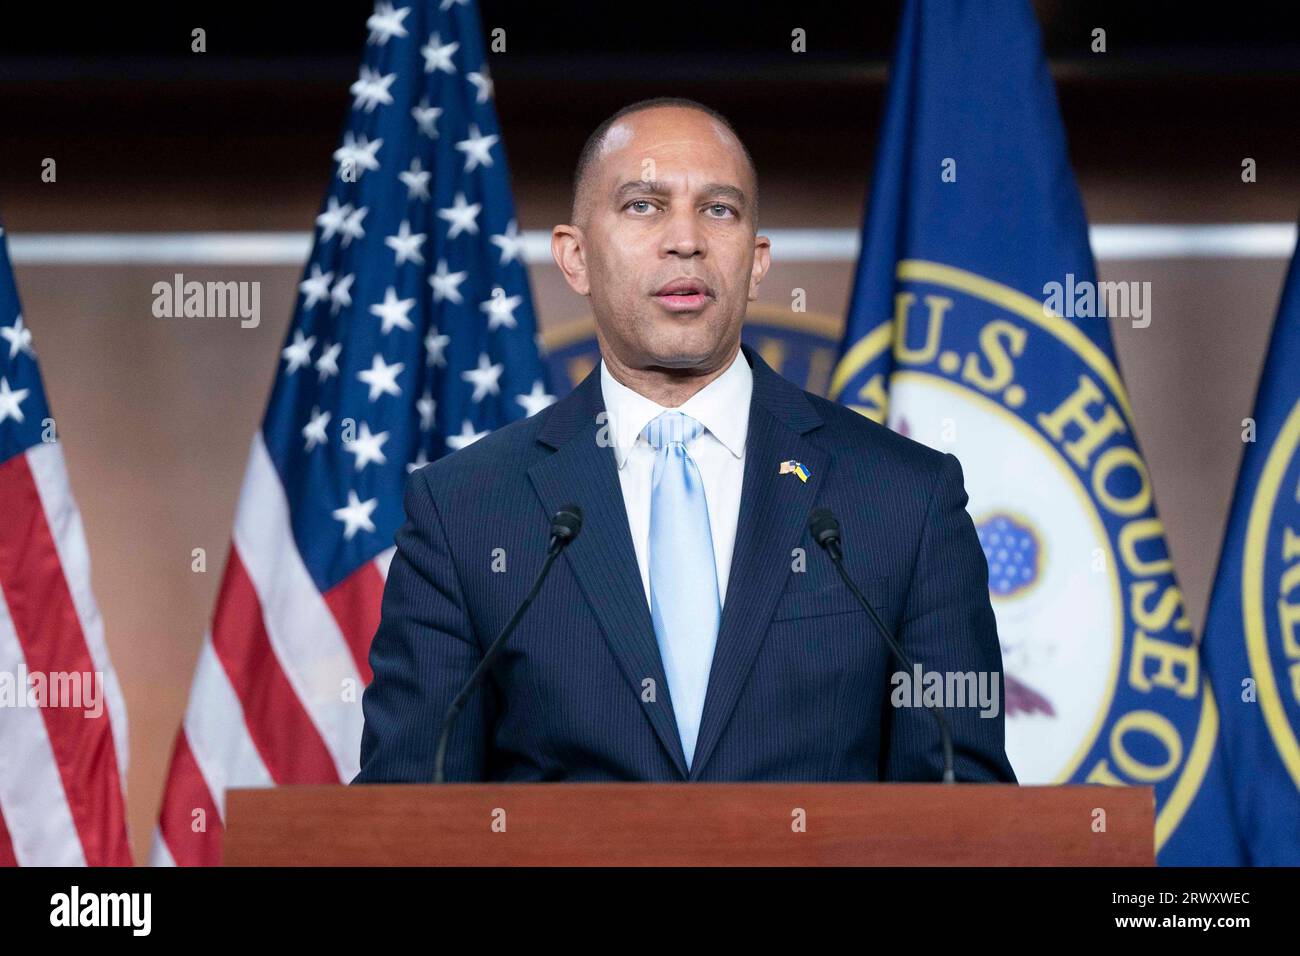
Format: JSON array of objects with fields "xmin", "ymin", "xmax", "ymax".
[
  {"xmin": 527, "ymin": 367, "xmax": 690, "ymax": 779},
  {"xmin": 526, "ymin": 347, "xmax": 831, "ymax": 782},
  {"xmin": 687, "ymin": 345, "xmax": 830, "ymax": 779}
]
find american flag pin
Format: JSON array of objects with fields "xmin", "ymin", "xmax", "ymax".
[{"xmin": 779, "ymin": 459, "xmax": 810, "ymax": 482}]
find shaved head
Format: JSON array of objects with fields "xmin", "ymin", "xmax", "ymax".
[{"xmin": 570, "ymin": 97, "xmax": 759, "ymax": 229}]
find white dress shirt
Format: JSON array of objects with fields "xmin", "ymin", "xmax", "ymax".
[{"xmin": 600, "ymin": 348, "xmax": 752, "ymax": 611}]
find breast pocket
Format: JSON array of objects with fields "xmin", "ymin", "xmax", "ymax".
[{"xmin": 769, "ymin": 576, "xmax": 888, "ymax": 622}]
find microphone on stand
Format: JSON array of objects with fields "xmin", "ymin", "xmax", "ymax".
[
  {"xmin": 808, "ymin": 507, "xmax": 957, "ymax": 783},
  {"xmin": 432, "ymin": 505, "xmax": 583, "ymax": 784}
]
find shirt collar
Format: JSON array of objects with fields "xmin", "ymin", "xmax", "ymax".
[{"xmin": 599, "ymin": 347, "xmax": 752, "ymax": 469}]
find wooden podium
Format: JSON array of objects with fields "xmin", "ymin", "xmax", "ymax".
[{"xmin": 223, "ymin": 783, "xmax": 1154, "ymax": 866}]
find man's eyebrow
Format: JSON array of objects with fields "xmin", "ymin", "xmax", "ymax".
[
  {"xmin": 612, "ymin": 180, "xmax": 750, "ymax": 210},
  {"xmin": 613, "ymin": 179, "xmax": 670, "ymax": 201},
  {"xmin": 699, "ymin": 183, "xmax": 749, "ymax": 209}
]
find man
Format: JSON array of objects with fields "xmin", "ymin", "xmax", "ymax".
[{"xmin": 354, "ymin": 97, "xmax": 1017, "ymax": 784}]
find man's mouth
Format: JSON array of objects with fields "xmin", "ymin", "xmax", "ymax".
[{"xmin": 652, "ymin": 278, "xmax": 712, "ymax": 312}]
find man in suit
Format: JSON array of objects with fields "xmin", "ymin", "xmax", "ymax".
[{"xmin": 354, "ymin": 97, "xmax": 1017, "ymax": 784}]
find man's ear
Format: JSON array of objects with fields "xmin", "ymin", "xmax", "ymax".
[
  {"xmin": 748, "ymin": 234, "xmax": 772, "ymax": 301},
  {"xmin": 551, "ymin": 224, "xmax": 591, "ymax": 296}
]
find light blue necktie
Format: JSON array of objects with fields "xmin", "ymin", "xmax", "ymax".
[{"xmin": 642, "ymin": 410, "xmax": 721, "ymax": 771}]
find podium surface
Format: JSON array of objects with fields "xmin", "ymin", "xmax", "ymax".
[{"xmin": 223, "ymin": 783, "xmax": 1153, "ymax": 866}]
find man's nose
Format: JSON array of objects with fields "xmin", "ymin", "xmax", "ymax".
[{"xmin": 658, "ymin": 206, "xmax": 706, "ymax": 257}]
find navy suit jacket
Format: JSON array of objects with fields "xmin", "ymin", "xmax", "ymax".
[{"xmin": 354, "ymin": 343, "xmax": 1017, "ymax": 784}]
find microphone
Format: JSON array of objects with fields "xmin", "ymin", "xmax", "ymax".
[
  {"xmin": 807, "ymin": 507, "xmax": 957, "ymax": 784},
  {"xmin": 432, "ymin": 504, "xmax": 584, "ymax": 783}
]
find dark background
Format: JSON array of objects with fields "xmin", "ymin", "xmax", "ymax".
[{"xmin": 3, "ymin": 1, "xmax": 1299, "ymax": 228}]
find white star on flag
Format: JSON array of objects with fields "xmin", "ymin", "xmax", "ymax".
[
  {"xmin": 2, "ymin": 314, "xmax": 34, "ymax": 359},
  {"xmin": 333, "ymin": 490, "xmax": 378, "ymax": 540},
  {"xmin": 438, "ymin": 192, "xmax": 481, "ymax": 239},
  {"xmin": 299, "ymin": 265, "xmax": 334, "ymax": 309},
  {"xmin": 490, "ymin": 220, "xmax": 526, "ymax": 265},
  {"xmin": 467, "ymin": 68, "xmax": 493, "ymax": 104},
  {"xmin": 0, "ymin": 376, "xmax": 30, "ymax": 424},
  {"xmin": 407, "ymin": 449, "xmax": 431, "ymax": 473},
  {"xmin": 358, "ymin": 353, "xmax": 405, "ymax": 401},
  {"xmin": 316, "ymin": 197, "xmax": 352, "ymax": 240},
  {"xmin": 421, "ymin": 33, "xmax": 459, "ymax": 74},
  {"xmin": 411, "ymin": 99, "xmax": 443, "ymax": 138},
  {"xmin": 345, "ymin": 421, "xmax": 390, "ymax": 470},
  {"xmin": 351, "ymin": 66, "xmax": 397, "ymax": 113},
  {"xmin": 446, "ymin": 419, "xmax": 488, "ymax": 450},
  {"xmin": 455, "ymin": 123, "xmax": 498, "ymax": 172},
  {"xmin": 366, "ymin": 2, "xmax": 410, "ymax": 45},
  {"xmin": 424, "ymin": 328, "xmax": 450, "ymax": 366},
  {"xmin": 340, "ymin": 206, "xmax": 370, "ymax": 247},
  {"xmin": 282, "ymin": 331, "xmax": 316, "ymax": 374},
  {"xmin": 330, "ymin": 273, "xmax": 356, "ymax": 314},
  {"xmin": 417, "ymin": 391, "xmax": 437, "ymax": 431},
  {"xmin": 516, "ymin": 380, "xmax": 558, "ymax": 417},
  {"xmin": 315, "ymin": 342, "xmax": 342, "ymax": 381},
  {"xmin": 461, "ymin": 352, "xmax": 503, "ymax": 402},
  {"xmin": 480, "ymin": 288, "xmax": 522, "ymax": 330},
  {"xmin": 386, "ymin": 220, "xmax": 426, "ymax": 266},
  {"xmin": 333, "ymin": 133, "xmax": 383, "ymax": 179},
  {"xmin": 429, "ymin": 260, "xmax": 468, "ymax": 304},
  {"xmin": 399, "ymin": 157, "xmax": 432, "ymax": 201},
  {"xmin": 369, "ymin": 287, "xmax": 417, "ymax": 334},
  {"xmin": 302, "ymin": 407, "xmax": 331, "ymax": 451}
]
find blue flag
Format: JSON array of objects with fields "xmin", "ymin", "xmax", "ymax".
[
  {"xmin": 1202, "ymin": 238, "xmax": 1300, "ymax": 865},
  {"xmin": 830, "ymin": 0, "xmax": 1243, "ymax": 864}
]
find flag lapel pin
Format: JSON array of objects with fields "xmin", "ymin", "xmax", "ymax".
[{"xmin": 779, "ymin": 459, "xmax": 810, "ymax": 482}]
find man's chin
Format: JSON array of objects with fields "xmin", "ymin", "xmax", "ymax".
[
  {"xmin": 638, "ymin": 341, "xmax": 731, "ymax": 373},
  {"xmin": 644, "ymin": 356, "xmax": 709, "ymax": 372}
]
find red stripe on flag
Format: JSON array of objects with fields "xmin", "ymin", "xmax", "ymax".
[
  {"xmin": 0, "ymin": 451, "xmax": 132, "ymax": 866},
  {"xmin": 323, "ymin": 562, "xmax": 382, "ymax": 684},
  {"xmin": 210, "ymin": 546, "xmax": 339, "ymax": 784},
  {"xmin": 0, "ymin": 805, "xmax": 17, "ymax": 866},
  {"xmin": 155, "ymin": 728, "xmax": 223, "ymax": 866}
]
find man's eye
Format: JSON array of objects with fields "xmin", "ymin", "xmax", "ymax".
[
  {"xmin": 626, "ymin": 200, "xmax": 655, "ymax": 214},
  {"xmin": 706, "ymin": 204, "xmax": 736, "ymax": 218}
]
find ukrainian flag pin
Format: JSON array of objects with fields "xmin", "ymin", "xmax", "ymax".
[{"xmin": 779, "ymin": 459, "xmax": 810, "ymax": 482}]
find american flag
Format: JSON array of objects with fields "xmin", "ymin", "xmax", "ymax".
[
  {"xmin": 151, "ymin": 0, "xmax": 553, "ymax": 865},
  {"xmin": 0, "ymin": 226, "xmax": 133, "ymax": 865}
]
